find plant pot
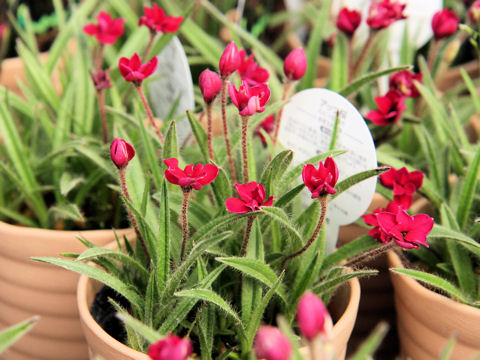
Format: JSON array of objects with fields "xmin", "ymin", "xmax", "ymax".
[
  {"xmin": 388, "ymin": 250, "xmax": 480, "ymax": 360},
  {"xmin": 0, "ymin": 221, "xmax": 134, "ymax": 360},
  {"xmin": 77, "ymin": 274, "xmax": 360, "ymax": 360}
]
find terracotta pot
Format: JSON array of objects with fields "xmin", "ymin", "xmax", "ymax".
[
  {"xmin": 388, "ymin": 251, "xmax": 480, "ymax": 360},
  {"xmin": 77, "ymin": 274, "xmax": 360, "ymax": 360},
  {"xmin": 0, "ymin": 221, "xmax": 134, "ymax": 360}
]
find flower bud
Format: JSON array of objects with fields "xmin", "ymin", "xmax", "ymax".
[
  {"xmin": 199, "ymin": 69, "xmax": 222, "ymax": 104},
  {"xmin": 297, "ymin": 291, "xmax": 330, "ymax": 340},
  {"xmin": 283, "ymin": 47, "xmax": 306, "ymax": 81},
  {"xmin": 254, "ymin": 326, "xmax": 292, "ymax": 360},
  {"xmin": 219, "ymin": 41, "xmax": 241, "ymax": 78},
  {"xmin": 110, "ymin": 138, "xmax": 135, "ymax": 169},
  {"xmin": 431, "ymin": 9, "xmax": 459, "ymax": 40},
  {"xmin": 470, "ymin": 1, "xmax": 480, "ymax": 23},
  {"xmin": 148, "ymin": 334, "xmax": 192, "ymax": 360},
  {"xmin": 336, "ymin": 8, "xmax": 362, "ymax": 37}
]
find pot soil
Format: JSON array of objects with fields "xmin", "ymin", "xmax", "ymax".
[
  {"xmin": 388, "ymin": 250, "xmax": 480, "ymax": 360},
  {"xmin": 0, "ymin": 221, "xmax": 134, "ymax": 360},
  {"xmin": 77, "ymin": 274, "xmax": 360, "ymax": 360}
]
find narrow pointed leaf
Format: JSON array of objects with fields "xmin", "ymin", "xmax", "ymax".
[
  {"xmin": 0, "ymin": 316, "xmax": 39, "ymax": 353},
  {"xmin": 331, "ymin": 166, "xmax": 390, "ymax": 200}
]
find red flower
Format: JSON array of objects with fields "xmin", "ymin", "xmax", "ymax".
[
  {"xmin": 164, "ymin": 158, "xmax": 218, "ymax": 191},
  {"xmin": 0, "ymin": 24, "xmax": 6, "ymax": 39},
  {"xmin": 363, "ymin": 202, "xmax": 433, "ymax": 249},
  {"xmin": 228, "ymin": 81, "xmax": 271, "ymax": 116},
  {"xmin": 336, "ymin": 8, "xmax": 362, "ymax": 37},
  {"xmin": 284, "ymin": 47, "xmax": 307, "ymax": 81},
  {"xmin": 431, "ymin": 9, "xmax": 459, "ymax": 40},
  {"xmin": 119, "ymin": 53, "xmax": 158, "ymax": 86},
  {"xmin": 83, "ymin": 11, "xmax": 124, "ymax": 45},
  {"xmin": 139, "ymin": 4, "xmax": 183, "ymax": 34},
  {"xmin": 110, "ymin": 138, "xmax": 135, "ymax": 169},
  {"xmin": 389, "ymin": 70, "xmax": 423, "ymax": 98},
  {"xmin": 255, "ymin": 115, "xmax": 275, "ymax": 145},
  {"xmin": 469, "ymin": 1, "xmax": 480, "ymax": 23},
  {"xmin": 225, "ymin": 182, "xmax": 273, "ymax": 213},
  {"xmin": 297, "ymin": 292, "xmax": 331, "ymax": 340},
  {"xmin": 238, "ymin": 49, "xmax": 269, "ymax": 85},
  {"xmin": 366, "ymin": 0, "xmax": 406, "ymax": 30},
  {"xmin": 148, "ymin": 334, "xmax": 192, "ymax": 360},
  {"xmin": 365, "ymin": 89, "xmax": 406, "ymax": 126},
  {"xmin": 302, "ymin": 157, "xmax": 339, "ymax": 198},
  {"xmin": 199, "ymin": 69, "xmax": 222, "ymax": 104},
  {"xmin": 380, "ymin": 167, "xmax": 424, "ymax": 209},
  {"xmin": 90, "ymin": 70, "xmax": 111, "ymax": 91},
  {"xmin": 254, "ymin": 326, "xmax": 292, "ymax": 360},
  {"xmin": 219, "ymin": 41, "xmax": 242, "ymax": 78}
]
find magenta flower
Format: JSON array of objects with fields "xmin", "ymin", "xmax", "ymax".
[
  {"xmin": 302, "ymin": 157, "xmax": 339, "ymax": 198},
  {"xmin": 255, "ymin": 115, "xmax": 275, "ymax": 145},
  {"xmin": 110, "ymin": 138, "xmax": 135, "ymax": 169},
  {"xmin": 365, "ymin": 89, "xmax": 406, "ymax": 126},
  {"xmin": 83, "ymin": 11, "xmax": 124, "ymax": 45},
  {"xmin": 380, "ymin": 167, "xmax": 424, "ymax": 209},
  {"xmin": 363, "ymin": 202, "xmax": 434, "ymax": 249},
  {"xmin": 336, "ymin": 8, "xmax": 362, "ymax": 37},
  {"xmin": 469, "ymin": 1, "xmax": 480, "ymax": 23},
  {"xmin": 225, "ymin": 182, "xmax": 274, "ymax": 214},
  {"xmin": 139, "ymin": 4, "xmax": 183, "ymax": 34},
  {"xmin": 90, "ymin": 70, "xmax": 112, "ymax": 91},
  {"xmin": 297, "ymin": 291, "xmax": 331, "ymax": 340},
  {"xmin": 228, "ymin": 81, "xmax": 271, "ymax": 116},
  {"xmin": 238, "ymin": 49, "xmax": 270, "ymax": 85},
  {"xmin": 199, "ymin": 69, "xmax": 222, "ymax": 104},
  {"xmin": 164, "ymin": 158, "xmax": 218, "ymax": 191},
  {"xmin": 431, "ymin": 9, "xmax": 459, "ymax": 40},
  {"xmin": 0, "ymin": 24, "xmax": 6, "ymax": 39},
  {"xmin": 283, "ymin": 47, "xmax": 307, "ymax": 81},
  {"xmin": 389, "ymin": 70, "xmax": 423, "ymax": 98},
  {"xmin": 254, "ymin": 326, "xmax": 292, "ymax": 360},
  {"xmin": 366, "ymin": 0, "xmax": 406, "ymax": 30},
  {"xmin": 119, "ymin": 53, "xmax": 158, "ymax": 86},
  {"xmin": 148, "ymin": 334, "xmax": 192, "ymax": 360},
  {"xmin": 219, "ymin": 41, "xmax": 242, "ymax": 78}
]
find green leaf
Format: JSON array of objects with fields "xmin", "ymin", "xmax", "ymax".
[
  {"xmin": 59, "ymin": 173, "xmax": 84, "ymax": 197},
  {"xmin": 50, "ymin": 203, "xmax": 85, "ymax": 223},
  {"xmin": 163, "ymin": 121, "xmax": 179, "ymax": 160},
  {"xmin": 439, "ymin": 336, "xmax": 456, "ymax": 360},
  {"xmin": 331, "ymin": 166, "xmax": 391, "ymax": 200},
  {"xmin": 175, "ymin": 288, "xmax": 241, "ymax": 322},
  {"xmin": 429, "ymin": 224, "xmax": 480, "ymax": 256},
  {"xmin": 186, "ymin": 110, "xmax": 209, "ymax": 162},
  {"xmin": 414, "ymin": 126, "xmax": 444, "ymax": 196},
  {"xmin": 0, "ymin": 316, "xmax": 39, "ymax": 353},
  {"xmin": 157, "ymin": 180, "xmax": 170, "ymax": 288},
  {"xmin": 391, "ymin": 268, "xmax": 469, "ymax": 303},
  {"xmin": 216, "ymin": 257, "xmax": 286, "ymax": 301},
  {"xmin": 261, "ymin": 207, "xmax": 303, "ymax": 250},
  {"xmin": 328, "ymin": 33, "xmax": 348, "ymax": 92},
  {"xmin": 32, "ymin": 257, "xmax": 144, "ymax": 314},
  {"xmin": 313, "ymin": 269, "xmax": 378, "ymax": 294},
  {"xmin": 340, "ymin": 65, "xmax": 411, "ymax": 97},
  {"xmin": 116, "ymin": 310, "xmax": 163, "ymax": 344},
  {"xmin": 457, "ymin": 146, "xmax": 480, "ymax": 229},
  {"xmin": 328, "ymin": 110, "xmax": 340, "ymax": 151},
  {"xmin": 274, "ymin": 184, "xmax": 305, "ymax": 208},
  {"xmin": 260, "ymin": 150, "xmax": 293, "ymax": 195},
  {"xmin": 350, "ymin": 322, "xmax": 389, "ymax": 360},
  {"xmin": 211, "ymin": 165, "xmax": 232, "ymax": 207},
  {"xmin": 289, "ymin": 253, "xmax": 323, "ymax": 308}
]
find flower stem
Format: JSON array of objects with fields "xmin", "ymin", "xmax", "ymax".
[
  {"xmin": 347, "ymin": 36, "xmax": 354, "ymax": 82},
  {"xmin": 142, "ymin": 32, "xmax": 156, "ymax": 62},
  {"xmin": 427, "ymin": 39, "xmax": 440, "ymax": 76},
  {"xmin": 240, "ymin": 216, "xmax": 256, "ymax": 257},
  {"xmin": 95, "ymin": 44, "xmax": 104, "ymax": 74},
  {"xmin": 281, "ymin": 195, "xmax": 328, "ymax": 270},
  {"xmin": 344, "ymin": 241, "xmax": 396, "ymax": 268},
  {"xmin": 206, "ymin": 102, "xmax": 214, "ymax": 161},
  {"xmin": 272, "ymin": 81, "xmax": 291, "ymax": 147},
  {"xmin": 352, "ymin": 30, "xmax": 376, "ymax": 79},
  {"xmin": 118, "ymin": 168, "xmax": 150, "ymax": 265},
  {"xmin": 180, "ymin": 189, "xmax": 191, "ymax": 262},
  {"xmin": 98, "ymin": 90, "xmax": 108, "ymax": 143},
  {"xmin": 136, "ymin": 85, "xmax": 165, "ymax": 143},
  {"xmin": 241, "ymin": 115, "xmax": 250, "ymax": 183},
  {"xmin": 221, "ymin": 79, "xmax": 237, "ymax": 182}
]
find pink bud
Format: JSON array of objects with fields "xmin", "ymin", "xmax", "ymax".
[
  {"xmin": 148, "ymin": 334, "xmax": 192, "ymax": 360},
  {"xmin": 254, "ymin": 326, "xmax": 292, "ymax": 360},
  {"xmin": 199, "ymin": 69, "xmax": 222, "ymax": 104},
  {"xmin": 283, "ymin": 47, "xmax": 306, "ymax": 81},
  {"xmin": 219, "ymin": 41, "xmax": 241, "ymax": 78},
  {"xmin": 297, "ymin": 291, "xmax": 330, "ymax": 340},
  {"xmin": 431, "ymin": 9, "xmax": 459, "ymax": 40},
  {"xmin": 110, "ymin": 138, "xmax": 135, "ymax": 169}
]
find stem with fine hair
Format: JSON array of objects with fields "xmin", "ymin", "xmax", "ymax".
[
  {"xmin": 281, "ymin": 195, "xmax": 328, "ymax": 270},
  {"xmin": 240, "ymin": 216, "xmax": 256, "ymax": 256},
  {"xmin": 206, "ymin": 102, "xmax": 214, "ymax": 161},
  {"xmin": 98, "ymin": 90, "xmax": 108, "ymax": 143},
  {"xmin": 95, "ymin": 44, "xmax": 104, "ymax": 73},
  {"xmin": 136, "ymin": 85, "xmax": 165, "ymax": 143},
  {"xmin": 241, "ymin": 115, "xmax": 250, "ymax": 183},
  {"xmin": 142, "ymin": 32, "xmax": 156, "ymax": 62},
  {"xmin": 344, "ymin": 241, "xmax": 396, "ymax": 268},
  {"xmin": 352, "ymin": 30, "xmax": 376, "ymax": 79},
  {"xmin": 118, "ymin": 168, "xmax": 150, "ymax": 265},
  {"xmin": 272, "ymin": 81, "xmax": 291, "ymax": 146},
  {"xmin": 180, "ymin": 189, "xmax": 191, "ymax": 262},
  {"xmin": 221, "ymin": 79, "xmax": 237, "ymax": 182}
]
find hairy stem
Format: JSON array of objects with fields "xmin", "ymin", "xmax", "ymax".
[
  {"xmin": 240, "ymin": 216, "xmax": 256, "ymax": 257},
  {"xmin": 118, "ymin": 168, "xmax": 150, "ymax": 265},
  {"xmin": 272, "ymin": 81, "xmax": 291, "ymax": 146},
  {"xmin": 344, "ymin": 241, "xmax": 396, "ymax": 268},
  {"xmin": 136, "ymin": 85, "xmax": 165, "ymax": 143},
  {"xmin": 142, "ymin": 32, "xmax": 156, "ymax": 62},
  {"xmin": 206, "ymin": 103, "xmax": 214, "ymax": 161},
  {"xmin": 241, "ymin": 116, "xmax": 250, "ymax": 183},
  {"xmin": 98, "ymin": 90, "xmax": 108, "ymax": 143},
  {"xmin": 181, "ymin": 189, "xmax": 191, "ymax": 262},
  {"xmin": 281, "ymin": 195, "xmax": 328, "ymax": 270},
  {"xmin": 95, "ymin": 44, "xmax": 104, "ymax": 73},
  {"xmin": 221, "ymin": 79, "xmax": 237, "ymax": 182}
]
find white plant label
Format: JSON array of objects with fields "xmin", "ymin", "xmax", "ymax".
[
  {"xmin": 278, "ymin": 88, "xmax": 377, "ymax": 252},
  {"xmin": 148, "ymin": 36, "xmax": 195, "ymax": 144}
]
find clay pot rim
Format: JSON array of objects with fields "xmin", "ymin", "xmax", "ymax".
[
  {"xmin": 77, "ymin": 273, "xmax": 360, "ymax": 357},
  {"xmin": 387, "ymin": 250, "xmax": 479, "ymax": 317}
]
